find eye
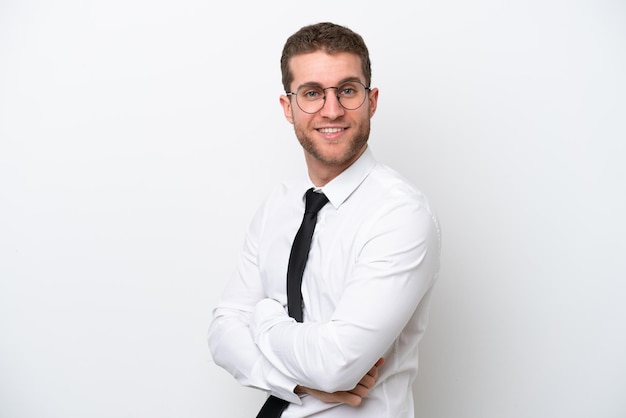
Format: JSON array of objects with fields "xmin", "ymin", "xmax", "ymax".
[
  {"xmin": 338, "ymin": 85, "xmax": 357, "ymax": 96},
  {"xmin": 300, "ymin": 87, "xmax": 323, "ymax": 100}
]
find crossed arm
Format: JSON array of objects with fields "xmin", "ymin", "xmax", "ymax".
[
  {"xmin": 295, "ymin": 358, "xmax": 384, "ymax": 406},
  {"xmin": 208, "ymin": 197, "xmax": 439, "ymax": 405},
  {"xmin": 208, "ymin": 302, "xmax": 385, "ymax": 406}
]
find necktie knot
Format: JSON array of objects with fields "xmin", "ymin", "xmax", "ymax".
[{"xmin": 304, "ymin": 188, "xmax": 329, "ymax": 215}]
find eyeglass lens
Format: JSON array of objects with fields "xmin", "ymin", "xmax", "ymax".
[{"xmin": 295, "ymin": 82, "xmax": 368, "ymax": 114}]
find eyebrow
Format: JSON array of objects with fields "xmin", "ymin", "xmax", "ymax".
[{"xmin": 296, "ymin": 76, "xmax": 365, "ymax": 90}]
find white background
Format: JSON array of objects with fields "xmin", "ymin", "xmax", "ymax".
[{"xmin": 1, "ymin": 1, "xmax": 625, "ymax": 417}]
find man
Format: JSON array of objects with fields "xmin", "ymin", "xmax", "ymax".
[{"xmin": 208, "ymin": 22, "xmax": 440, "ymax": 417}]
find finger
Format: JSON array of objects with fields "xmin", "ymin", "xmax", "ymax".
[
  {"xmin": 349, "ymin": 385, "xmax": 369, "ymax": 401},
  {"xmin": 368, "ymin": 358, "xmax": 384, "ymax": 377},
  {"xmin": 367, "ymin": 364, "xmax": 379, "ymax": 380},
  {"xmin": 358, "ymin": 373, "xmax": 375, "ymax": 389},
  {"xmin": 340, "ymin": 391, "xmax": 363, "ymax": 407}
]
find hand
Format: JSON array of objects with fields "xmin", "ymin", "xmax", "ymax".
[{"xmin": 294, "ymin": 358, "xmax": 384, "ymax": 407}]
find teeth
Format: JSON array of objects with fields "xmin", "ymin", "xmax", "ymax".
[{"xmin": 319, "ymin": 128, "xmax": 343, "ymax": 133}]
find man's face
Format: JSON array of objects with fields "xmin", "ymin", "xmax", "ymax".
[{"xmin": 280, "ymin": 51, "xmax": 378, "ymax": 175}]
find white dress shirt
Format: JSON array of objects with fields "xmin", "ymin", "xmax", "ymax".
[{"xmin": 208, "ymin": 147, "xmax": 441, "ymax": 417}]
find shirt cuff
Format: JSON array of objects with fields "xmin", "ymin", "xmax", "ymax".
[{"xmin": 264, "ymin": 361, "xmax": 302, "ymax": 404}]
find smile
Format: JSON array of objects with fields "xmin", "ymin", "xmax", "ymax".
[{"xmin": 318, "ymin": 127, "xmax": 345, "ymax": 134}]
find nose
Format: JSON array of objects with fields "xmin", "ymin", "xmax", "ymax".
[{"xmin": 319, "ymin": 88, "xmax": 345, "ymax": 119}]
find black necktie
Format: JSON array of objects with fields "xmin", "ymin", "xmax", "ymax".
[{"xmin": 256, "ymin": 188, "xmax": 329, "ymax": 418}]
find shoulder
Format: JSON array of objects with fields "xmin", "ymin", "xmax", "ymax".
[
  {"xmin": 250, "ymin": 178, "xmax": 306, "ymax": 223},
  {"xmin": 368, "ymin": 163, "xmax": 435, "ymax": 212},
  {"xmin": 357, "ymin": 162, "xmax": 441, "ymax": 239},
  {"xmin": 260, "ymin": 178, "xmax": 303, "ymax": 208}
]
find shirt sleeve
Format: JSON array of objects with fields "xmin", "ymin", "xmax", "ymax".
[
  {"xmin": 250, "ymin": 198, "xmax": 441, "ymax": 393},
  {"xmin": 207, "ymin": 199, "xmax": 302, "ymax": 404}
]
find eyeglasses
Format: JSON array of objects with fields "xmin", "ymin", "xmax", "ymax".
[{"xmin": 286, "ymin": 81, "xmax": 371, "ymax": 114}]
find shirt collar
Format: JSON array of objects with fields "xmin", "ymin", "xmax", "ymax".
[{"xmin": 306, "ymin": 146, "xmax": 376, "ymax": 209}]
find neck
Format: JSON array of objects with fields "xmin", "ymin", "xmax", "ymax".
[{"xmin": 305, "ymin": 145, "xmax": 367, "ymax": 187}]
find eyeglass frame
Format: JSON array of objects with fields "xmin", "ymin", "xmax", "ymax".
[{"xmin": 285, "ymin": 80, "xmax": 372, "ymax": 114}]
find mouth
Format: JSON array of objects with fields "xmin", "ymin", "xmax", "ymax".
[{"xmin": 317, "ymin": 127, "xmax": 345, "ymax": 134}]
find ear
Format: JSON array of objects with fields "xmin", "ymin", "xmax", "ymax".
[
  {"xmin": 280, "ymin": 95, "xmax": 294, "ymax": 124},
  {"xmin": 368, "ymin": 87, "xmax": 379, "ymax": 118}
]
